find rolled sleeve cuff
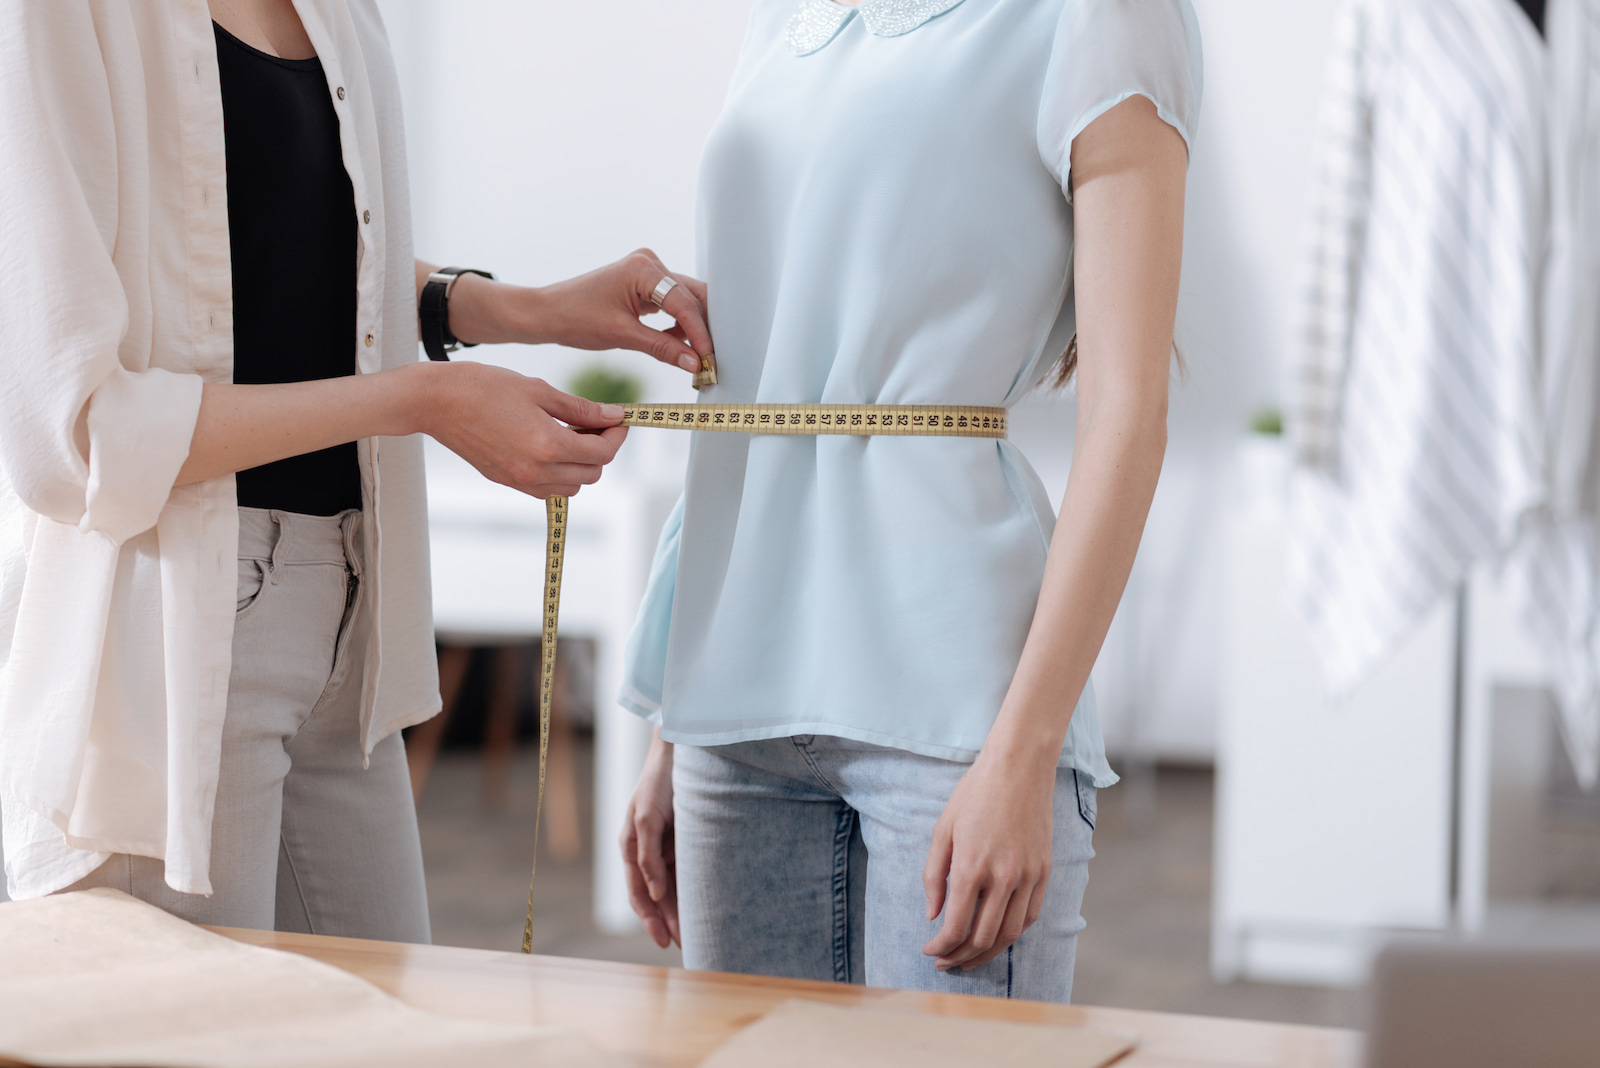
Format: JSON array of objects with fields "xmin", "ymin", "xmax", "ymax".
[{"xmin": 82, "ymin": 367, "xmax": 204, "ymax": 544}]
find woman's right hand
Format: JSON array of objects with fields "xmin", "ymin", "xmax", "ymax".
[
  {"xmin": 620, "ymin": 731, "xmax": 679, "ymax": 948},
  {"xmin": 421, "ymin": 361, "xmax": 628, "ymax": 499},
  {"xmin": 436, "ymin": 250, "xmax": 713, "ymax": 376}
]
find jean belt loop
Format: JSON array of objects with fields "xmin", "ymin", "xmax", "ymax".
[{"xmin": 267, "ymin": 509, "xmax": 286, "ymax": 583}]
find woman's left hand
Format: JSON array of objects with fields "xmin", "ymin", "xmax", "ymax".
[{"xmin": 921, "ymin": 749, "xmax": 1056, "ymax": 971}]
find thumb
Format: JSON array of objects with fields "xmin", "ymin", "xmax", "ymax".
[{"xmin": 538, "ymin": 385, "xmax": 625, "ymax": 429}]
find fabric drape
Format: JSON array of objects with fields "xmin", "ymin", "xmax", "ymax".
[{"xmin": 1289, "ymin": 0, "xmax": 1600, "ymax": 785}]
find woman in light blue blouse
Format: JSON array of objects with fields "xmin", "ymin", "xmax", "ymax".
[{"xmin": 619, "ymin": 0, "xmax": 1201, "ymax": 1001}]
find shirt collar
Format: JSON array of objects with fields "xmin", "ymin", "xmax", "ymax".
[{"xmin": 785, "ymin": 0, "xmax": 969, "ymax": 56}]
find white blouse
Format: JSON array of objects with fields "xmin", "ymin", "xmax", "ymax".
[
  {"xmin": 0, "ymin": 0, "xmax": 440, "ymax": 900},
  {"xmin": 621, "ymin": 0, "xmax": 1201, "ymax": 784}
]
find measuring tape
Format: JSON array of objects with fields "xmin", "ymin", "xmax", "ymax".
[{"xmin": 520, "ymin": 402, "xmax": 1007, "ymax": 953}]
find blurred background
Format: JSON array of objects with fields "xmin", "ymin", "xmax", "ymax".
[{"xmin": 359, "ymin": 0, "xmax": 1600, "ymax": 1031}]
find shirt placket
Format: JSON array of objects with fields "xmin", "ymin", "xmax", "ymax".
[{"xmin": 295, "ymin": 0, "xmax": 388, "ymax": 750}]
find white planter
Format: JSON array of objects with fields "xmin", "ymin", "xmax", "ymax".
[{"xmin": 1235, "ymin": 433, "xmax": 1290, "ymax": 516}]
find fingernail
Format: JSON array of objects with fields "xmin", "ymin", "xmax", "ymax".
[
  {"xmin": 678, "ymin": 353, "xmax": 700, "ymax": 372},
  {"xmin": 648, "ymin": 882, "xmax": 661, "ymax": 902},
  {"xmin": 600, "ymin": 403, "xmax": 624, "ymax": 420}
]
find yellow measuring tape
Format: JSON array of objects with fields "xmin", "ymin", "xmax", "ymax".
[{"xmin": 520, "ymin": 402, "xmax": 1007, "ymax": 952}]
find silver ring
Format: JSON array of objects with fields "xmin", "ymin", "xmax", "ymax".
[{"xmin": 649, "ymin": 275, "xmax": 679, "ymax": 307}]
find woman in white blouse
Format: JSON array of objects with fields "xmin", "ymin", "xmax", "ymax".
[
  {"xmin": 620, "ymin": 0, "xmax": 1200, "ymax": 1000},
  {"xmin": 0, "ymin": 0, "xmax": 704, "ymax": 940}
]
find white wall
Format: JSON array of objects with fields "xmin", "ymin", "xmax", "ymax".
[{"xmin": 378, "ymin": 0, "xmax": 751, "ymax": 434}]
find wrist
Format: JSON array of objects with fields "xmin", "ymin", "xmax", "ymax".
[
  {"xmin": 981, "ymin": 711, "xmax": 1067, "ymax": 779},
  {"xmin": 649, "ymin": 730, "xmax": 674, "ymax": 763},
  {"xmin": 440, "ymin": 271, "xmax": 497, "ymax": 346},
  {"xmin": 450, "ymin": 274, "xmax": 553, "ymax": 347},
  {"xmin": 396, "ymin": 360, "xmax": 459, "ymax": 438},
  {"xmin": 500, "ymin": 282, "xmax": 560, "ymax": 347}
]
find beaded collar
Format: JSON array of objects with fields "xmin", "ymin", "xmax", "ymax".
[{"xmin": 785, "ymin": 0, "xmax": 969, "ymax": 55}]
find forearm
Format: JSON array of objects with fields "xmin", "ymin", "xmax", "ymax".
[
  {"xmin": 175, "ymin": 362, "xmax": 439, "ymax": 485},
  {"xmin": 414, "ymin": 258, "xmax": 559, "ymax": 347},
  {"xmin": 179, "ymin": 251, "xmax": 682, "ymax": 490},
  {"xmin": 413, "ymin": 253, "xmax": 713, "ymax": 369},
  {"xmin": 183, "ymin": 261, "xmax": 558, "ymax": 488},
  {"xmin": 982, "ymin": 95, "xmax": 1186, "ymax": 772},
  {"xmin": 985, "ymin": 404, "xmax": 1166, "ymax": 766}
]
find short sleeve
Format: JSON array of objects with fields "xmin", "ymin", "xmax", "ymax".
[{"xmin": 1037, "ymin": 0, "xmax": 1204, "ymax": 197}]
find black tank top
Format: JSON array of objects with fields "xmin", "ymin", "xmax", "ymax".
[{"xmin": 215, "ymin": 22, "xmax": 363, "ymax": 516}]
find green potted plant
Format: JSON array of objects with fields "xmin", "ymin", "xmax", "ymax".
[
  {"xmin": 1240, "ymin": 404, "xmax": 1289, "ymax": 511},
  {"xmin": 568, "ymin": 364, "xmax": 643, "ymax": 406}
]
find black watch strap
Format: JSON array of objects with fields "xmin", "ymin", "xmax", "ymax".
[{"xmin": 420, "ymin": 266, "xmax": 495, "ymax": 362}]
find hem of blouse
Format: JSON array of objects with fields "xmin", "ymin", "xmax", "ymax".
[
  {"xmin": 3, "ymin": 851, "xmax": 107, "ymax": 902},
  {"xmin": 647, "ymin": 717, "xmax": 1120, "ymax": 787},
  {"xmin": 0, "ymin": 787, "xmax": 152, "ymax": 898},
  {"xmin": 619, "ymin": 683, "xmax": 664, "ymax": 721},
  {"xmin": 364, "ymin": 695, "xmax": 446, "ymax": 758}
]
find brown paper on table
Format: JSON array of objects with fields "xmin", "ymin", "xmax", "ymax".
[
  {"xmin": 0, "ymin": 888, "xmax": 621, "ymax": 1068},
  {"xmin": 697, "ymin": 998, "xmax": 1136, "ymax": 1068}
]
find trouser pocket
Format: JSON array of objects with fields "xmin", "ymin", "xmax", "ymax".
[
  {"xmin": 1073, "ymin": 769, "xmax": 1097, "ymax": 831},
  {"xmin": 236, "ymin": 557, "xmax": 271, "ymax": 616}
]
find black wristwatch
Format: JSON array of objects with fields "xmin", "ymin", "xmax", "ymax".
[{"xmin": 420, "ymin": 267, "xmax": 495, "ymax": 362}]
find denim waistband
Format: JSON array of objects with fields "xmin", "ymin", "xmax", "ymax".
[{"xmin": 237, "ymin": 506, "xmax": 362, "ymax": 570}]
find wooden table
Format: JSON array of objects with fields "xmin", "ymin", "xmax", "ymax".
[{"xmin": 215, "ymin": 928, "xmax": 1360, "ymax": 1068}]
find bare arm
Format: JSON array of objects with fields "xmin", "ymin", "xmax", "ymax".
[
  {"xmin": 176, "ymin": 361, "xmax": 627, "ymax": 498},
  {"xmin": 922, "ymin": 95, "xmax": 1187, "ymax": 970},
  {"xmin": 416, "ymin": 251, "xmax": 713, "ymax": 369},
  {"xmin": 179, "ymin": 249, "xmax": 717, "ymax": 495}
]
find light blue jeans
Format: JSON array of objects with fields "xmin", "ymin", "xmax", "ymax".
[{"xmin": 673, "ymin": 735, "xmax": 1096, "ymax": 1002}]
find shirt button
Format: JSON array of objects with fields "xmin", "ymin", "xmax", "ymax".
[
  {"xmin": 363, "ymin": 209, "xmax": 371, "ymax": 224},
  {"xmin": 336, "ymin": 86, "xmax": 346, "ymax": 100},
  {"xmin": 364, "ymin": 333, "xmax": 375, "ymax": 347}
]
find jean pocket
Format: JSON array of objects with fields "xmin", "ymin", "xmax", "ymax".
[
  {"xmin": 236, "ymin": 558, "xmax": 270, "ymax": 616},
  {"xmin": 1073, "ymin": 769, "xmax": 1097, "ymax": 831}
]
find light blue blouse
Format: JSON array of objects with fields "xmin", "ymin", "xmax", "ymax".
[{"xmin": 621, "ymin": 0, "xmax": 1202, "ymax": 787}]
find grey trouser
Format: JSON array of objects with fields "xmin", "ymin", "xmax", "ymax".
[{"xmin": 65, "ymin": 507, "xmax": 431, "ymax": 943}]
